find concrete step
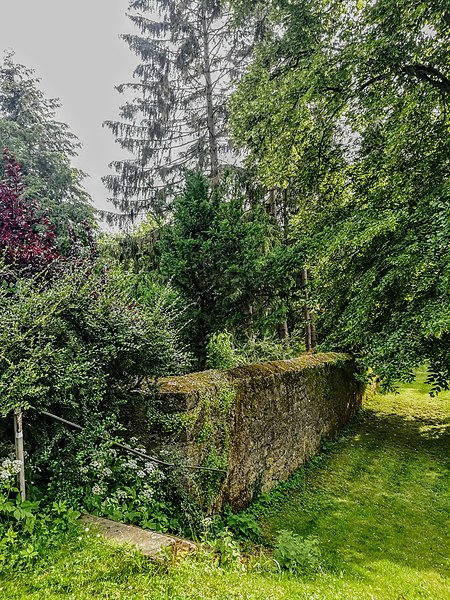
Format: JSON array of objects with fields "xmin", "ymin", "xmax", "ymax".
[{"xmin": 81, "ymin": 515, "xmax": 197, "ymax": 559}]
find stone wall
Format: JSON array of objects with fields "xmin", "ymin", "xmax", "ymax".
[{"xmin": 124, "ymin": 352, "xmax": 363, "ymax": 511}]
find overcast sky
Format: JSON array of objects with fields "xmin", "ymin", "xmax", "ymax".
[{"xmin": 0, "ymin": 0, "xmax": 138, "ymax": 215}]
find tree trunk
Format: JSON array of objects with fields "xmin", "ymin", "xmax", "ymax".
[
  {"xmin": 201, "ymin": 4, "xmax": 220, "ymax": 185},
  {"xmin": 282, "ymin": 188, "xmax": 290, "ymax": 240},
  {"xmin": 302, "ymin": 268, "xmax": 316, "ymax": 353},
  {"xmin": 278, "ymin": 319, "xmax": 289, "ymax": 343},
  {"xmin": 268, "ymin": 188, "xmax": 277, "ymax": 219}
]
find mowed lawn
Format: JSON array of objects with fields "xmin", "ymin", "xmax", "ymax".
[
  {"xmin": 2, "ymin": 368, "xmax": 449, "ymax": 600},
  {"xmin": 256, "ymin": 367, "xmax": 450, "ymax": 599}
]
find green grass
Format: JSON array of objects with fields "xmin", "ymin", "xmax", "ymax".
[{"xmin": 1, "ymin": 367, "xmax": 449, "ymax": 599}]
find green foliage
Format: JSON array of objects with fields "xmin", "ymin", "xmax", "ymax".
[
  {"xmin": 223, "ymin": 507, "xmax": 262, "ymax": 543},
  {"xmin": 205, "ymin": 331, "xmax": 240, "ymax": 370},
  {"xmin": 230, "ymin": 0, "xmax": 450, "ymax": 389},
  {"xmin": 206, "ymin": 329, "xmax": 306, "ymax": 370},
  {"xmin": 206, "ymin": 528, "xmax": 244, "ymax": 571},
  {"xmin": 0, "ymin": 459, "xmax": 80, "ymax": 572},
  {"xmin": 159, "ymin": 171, "xmax": 298, "ymax": 367},
  {"xmin": 236, "ymin": 331, "xmax": 305, "ymax": 365},
  {"xmin": 0, "ymin": 260, "xmax": 193, "ymax": 530},
  {"xmin": 0, "ymin": 263, "xmax": 189, "ymax": 418},
  {"xmin": 55, "ymin": 441, "xmax": 180, "ymax": 533},
  {"xmin": 0, "ymin": 52, "xmax": 95, "ymax": 252},
  {"xmin": 273, "ymin": 530, "xmax": 322, "ymax": 575}
]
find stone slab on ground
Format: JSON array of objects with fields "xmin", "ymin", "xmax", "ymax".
[{"xmin": 81, "ymin": 515, "xmax": 197, "ymax": 559}]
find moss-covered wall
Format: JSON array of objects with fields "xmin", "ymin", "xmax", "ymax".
[{"xmin": 124, "ymin": 353, "xmax": 363, "ymax": 511}]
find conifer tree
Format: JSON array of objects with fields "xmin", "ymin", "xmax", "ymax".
[
  {"xmin": 104, "ymin": 0, "xmax": 267, "ymax": 222},
  {"xmin": 0, "ymin": 52, "xmax": 95, "ymax": 252}
]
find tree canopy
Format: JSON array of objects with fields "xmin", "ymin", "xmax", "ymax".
[
  {"xmin": 230, "ymin": 0, "xmax": 450, "ymax": 390},
  {"xmin": 158, "ymin": 170, "xmax": 293, "ymax": 366}
]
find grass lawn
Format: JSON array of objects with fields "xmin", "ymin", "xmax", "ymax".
[{"xmin": 1, "ymin": 368, "xmax": 449, "ymax": 599}]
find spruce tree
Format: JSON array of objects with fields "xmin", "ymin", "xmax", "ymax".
[
  {"xmin": 104, "ymin": 0, "xmax": 267, "ymax": 222},
  {"xmin": 0, "ymin": 52, "xmax": 95, "ymax": 252}
]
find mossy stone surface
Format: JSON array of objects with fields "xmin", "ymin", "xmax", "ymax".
[{"xmin": 126, "ymin": 353, "xmax": 363, "ymax": 510}]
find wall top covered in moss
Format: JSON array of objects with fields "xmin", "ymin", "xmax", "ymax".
[{"xmin": 156, "ymin": 352, "xmax": 352, "ymax": 395}]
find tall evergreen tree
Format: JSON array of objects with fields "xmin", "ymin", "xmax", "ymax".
[
  {"xmin": 158, "ymin": 170, "xmax": 300, "ymax": 367},
  {"xmin": 0, "ymin": 52, "xmax": 95, "ymax": 252},
  {"xmin": 104, "ymin": 0, "xmax": 268, "ymax": 223}
]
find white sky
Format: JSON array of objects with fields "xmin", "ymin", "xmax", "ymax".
[{"xmin": 0, "ymin": 0, "xmax": 138, "ymax": 215}]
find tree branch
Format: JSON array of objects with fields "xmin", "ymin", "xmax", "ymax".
[{"xmin": 401, "ymin": 64, "xmax": 450, "ymax": 95}]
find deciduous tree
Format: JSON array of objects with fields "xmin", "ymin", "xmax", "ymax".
[
  {"xmin": 0, "ymin": 150, "xmax": 60, "ymax": 282},
  {"xmin": 230, "ymin": 0, "xmax": 450, "ymax": 390}
]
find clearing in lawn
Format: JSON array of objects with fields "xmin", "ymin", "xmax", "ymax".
[{"xmin": 1, "ymin": 367, "xmax": 449, "ymax": 600}]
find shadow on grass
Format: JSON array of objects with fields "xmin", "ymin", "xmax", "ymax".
[
  {"xmin": 359, "ymin": 407, "xmax": 450, "ymax": 456},
  {"xmin": 262, "ymin": 406, "xmax": 450, "ymax": 581}
]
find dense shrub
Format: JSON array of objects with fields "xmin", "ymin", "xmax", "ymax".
[
  {"xmin": 0, "ymin": 263, "xmax": 189, "ymax": 419},
  {"xmin": 0, "ymin": 261, "xmax": 194, "ymax": 529}
]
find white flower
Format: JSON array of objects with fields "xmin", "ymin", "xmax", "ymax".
[
  {"xmin": 202, "ymin": 517, "xmax": 213, "ymax": 528},
  {"xmin": 145, "ymin": 462, "xmax": 156, "ymax": 473},
  {"xmin": 137, "ymin": 470, "xmax": 146, "ymax": 478},
  {"xmin": 142, "ymin": 487, "xmax": 154, "ymax": 500},
  {"xmin": 12, "ymin": 460, "xmax": 22, "ymax": 474},
  {"xmin": 103, "ymin": 468, "xmax": 112, "ymax": 477},
  {"xmin": 92, "ymin": 484, "xmax": 102, "ymax": 495},
  {"xmin": 0, "ymin": 457, "xmax": 22, "ymax": 480},
  {"xmin": 125, "ymin": 459, "xmax": 138, "ymax": 470}
]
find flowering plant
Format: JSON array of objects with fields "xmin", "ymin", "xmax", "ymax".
[
  {"xmin": 0, "ymin": 455, "xmax": 77, "ymax": 570},
  {"xmin": 46, "ymin": 438, "xmax": 183, "ymax": 533},
  {"xmin": 83, "ymin": 445, "xmax": 174, "ymax": 532}
]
